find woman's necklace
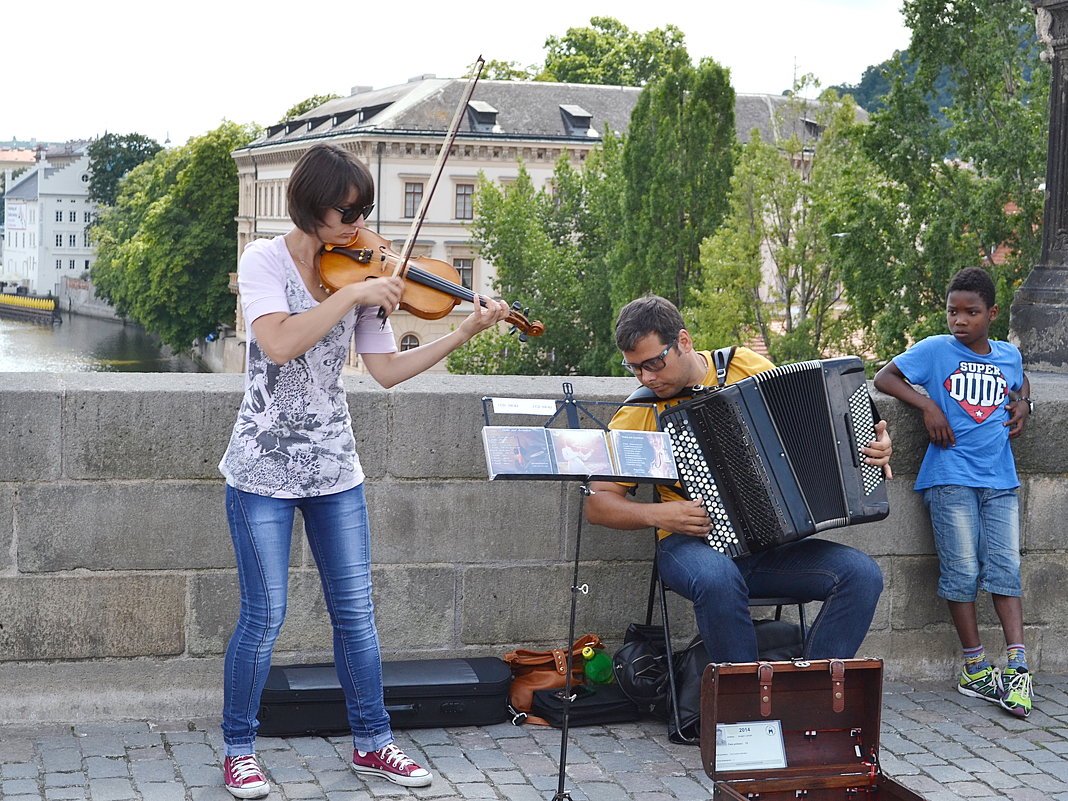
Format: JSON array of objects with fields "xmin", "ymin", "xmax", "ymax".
[{"xmin": 288, "ymin": 239, "xmax": 325, "ymax": 291}]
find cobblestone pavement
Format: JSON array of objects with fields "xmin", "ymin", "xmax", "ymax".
[{"xmin": 2, "ymin": 674, "xmax": 1068, "ymax": 801}]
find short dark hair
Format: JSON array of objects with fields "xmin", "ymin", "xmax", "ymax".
[
  {"xmin": 947, "ymin": 267, "xmax": 996, "ymax": 309},
  {"xmin": 286, "ymin": 144, "xmax": 374, "ymax": 234},
  {"xmin": 614, "ymin": 294, "xmax": 685, "ymax": 352}
]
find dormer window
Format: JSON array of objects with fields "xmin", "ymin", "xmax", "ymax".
[
  {"xmin": 468, "ymin": 100, "xmax": 500, "ymax": 133},
  {"xmin": 560, "ymin": 104, "xmax": 596, "ymax": 137}
]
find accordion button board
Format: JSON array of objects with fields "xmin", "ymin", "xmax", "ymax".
[{"xmin": 658, "ymin": 357, "xmax": 890, "ymax": 558}]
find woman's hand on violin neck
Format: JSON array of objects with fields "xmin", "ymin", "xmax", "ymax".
[
  {"xmin": 459, "ymin": 293, "xmax": 511, "ymax": 338},
  {"xmin": 343, "ymin": 276, "xmax": 405, "ymax": 316}
]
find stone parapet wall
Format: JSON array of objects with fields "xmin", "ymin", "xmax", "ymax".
[{"xmin": 1, "ymin": 371, "xmax": 1066, "ymax": 724}]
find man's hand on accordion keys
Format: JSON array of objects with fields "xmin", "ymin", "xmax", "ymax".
[
  {"xmin": 665, "ymin": 497, "xmax": 715, "ymax": 538},
  {"xmin": 861, "ymin": 419, "xmax": 894, "ymax": 480}
]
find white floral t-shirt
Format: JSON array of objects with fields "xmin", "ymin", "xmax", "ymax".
[{"xmin": 219, "ymin": 235, "xmax": 397, "ymax": 498}]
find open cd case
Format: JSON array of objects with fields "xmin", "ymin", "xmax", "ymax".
[{"xmin": 482, "ymin": 426, "xmax": 679, "ymax": 483}]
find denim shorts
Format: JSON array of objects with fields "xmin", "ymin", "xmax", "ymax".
[{"xmin": 922, "ymin": 484, "xmax": 1021, "ymax": 602}]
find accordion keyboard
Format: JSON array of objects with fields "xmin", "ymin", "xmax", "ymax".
[
  {"xmin": 848, "ymin": 384, "xmax": 885, "ymax": 495},
  {"xmin": 660, "ymin": 415, "xmax": 745, "ymax": 557}
]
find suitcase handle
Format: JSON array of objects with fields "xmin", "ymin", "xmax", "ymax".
[{"xmin": 385, "ymin": 703, "xmax": 417, "ymax": 716}]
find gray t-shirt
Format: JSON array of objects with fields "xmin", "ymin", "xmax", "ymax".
[{"xmin": 219, "ymin": 235, "xmax": 397, "ymax": 498}]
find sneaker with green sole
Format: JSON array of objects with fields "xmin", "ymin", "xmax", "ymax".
[
  {"xmin": 1000, "ymin": 667, "xmax": 1033, "ymax": 717},
  {"xmin": 957, "ymin": 665, "xmax": 1004, "ymax": 704}
]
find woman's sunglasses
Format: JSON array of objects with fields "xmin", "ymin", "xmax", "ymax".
[{"xmin": 333, "ymin": 202, "xmax": 375, "ymax": 225}]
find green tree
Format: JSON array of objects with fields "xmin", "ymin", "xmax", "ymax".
[
  {"xmin": 279, "ymin": 94, "xmax": 341, "ymax": 122},
  {"xmin": 843, "ymin": 0, "xmax": 1048, "ymax": 359},
  {"xmin": 610, "ymin": 50, "xmax": 735, "ymax": 310},
  {"xmin": 91, "ymin": 121, "xmax": 261, "ymax": 352},
  {"xmin": 447, "ymin": 143, "xmax": 623, "ymax": 376},
  {"xmin": 87, "ymin": 132, "xmax": 162, "ymax": 207},
  {"xmin": 540, "ymin": 16, "xmax": 686, "ymax": 86},
  {"xmin": 690, "ymin": 88, "xmax": 868, "ymax": 362}
]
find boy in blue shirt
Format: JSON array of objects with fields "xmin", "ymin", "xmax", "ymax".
[{"xmin": 874, "ymin": 267, "xmax": 1033, "ymax": 717}]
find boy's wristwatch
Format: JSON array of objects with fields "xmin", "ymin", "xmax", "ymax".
[{"xmin": 1017, "ymin": 396, "xmax": 1034, "ymax": 414}]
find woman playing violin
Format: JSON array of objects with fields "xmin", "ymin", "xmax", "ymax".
[{"xmin": 217, "ymin": 143, "xmax": 509, "ymax": 798}]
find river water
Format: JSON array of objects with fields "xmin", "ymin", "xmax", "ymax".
[{"xmin": 0, "ymin": 312, "xmax": 208, "ymax": 372}]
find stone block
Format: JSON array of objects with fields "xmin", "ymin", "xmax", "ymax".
[
  {"xmin": 1020, "ymin": 476, "xmax": 1068, "ymax": 551},
  {"xmin": 61, "ymin": 373, "xmax": 241, "ymax": 480},
  {"xmin": 820, "ymin": 481, "xmax": 933, "ymax": 557},
  {"xmin": 459, "ymin": 561, "xmax": 650, "ymax": 647},
  {"xmin": 0, "ymin": 484, "xmax": 12, "ymax": 573},
  {"xmin": 1022, "ymin": 553, "xmax": 1068, "ymax": 625},
  {"xmin": 18, "ymin": 481, "xmax": 232, "ymax": 571},
  {"xmin": 888, "ymin": 556, "xmax": 943, "ymax": 629},
  {"xmin": 0, "ymin": 575, "xmax": 185, "ymax": 660},
  {"xmin": 0, "ymin": 375, "xmax": 63, "ymax": 481},
  {"xmin": 342, "ymin": 378, "xmax": 390, "ymax": 479},
  {"xmin": 189, "ymin": 565, "xmax": 456, "ymax": 657},
  {"xmin": 1011, "ymin": 371, "xmax": 1068, "ymax": 474},
  {"xmin": 365, "ymin": 479, "xmax": 562, "ymax": 563}
]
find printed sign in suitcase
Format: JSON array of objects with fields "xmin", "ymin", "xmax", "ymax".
[
  {"xmin": 258, "ymin": 657, "xmax": 512, "ymax": 737},
  {"xmin": 700, "ymin": 658, "xmax": 927, "ymax": 800}
]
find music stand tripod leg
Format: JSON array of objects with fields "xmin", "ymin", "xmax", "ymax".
[{"xmin": 550, "ymin": 481, "xmax": 591, "ymax": 801}]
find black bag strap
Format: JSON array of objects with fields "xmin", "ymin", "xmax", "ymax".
[{"xmin": 712, "ymin": 345, "xmax": 736, "ymax": 388}]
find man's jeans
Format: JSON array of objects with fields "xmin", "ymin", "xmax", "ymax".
[
  {"xmin": 657, "ymin": 533, "xmax": 883, "ymax": 663},
  {"xmin": 222, "ymin": 484, "xmax": 393, "ymax": 756}
]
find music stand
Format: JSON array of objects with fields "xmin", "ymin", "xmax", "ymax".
[{"xmin": 481, "ymin": 383, "xmax": 679, "ymax": 801}]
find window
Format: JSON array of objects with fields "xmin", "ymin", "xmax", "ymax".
[
  {"xmin": 453, "ymin": 258, "xmax": 474, "ymax": 290},
  {"xmin": 404, "ymin": 182, "xmax": 423, "ymax": 218},
  {"xmin": 455, "ymin": 183, "xmax": 474, "ymax": 219},
  {"xmin": 84, "ymin": 211, "xmax": 92, "ymax": 223},
  {"xmin": 55, "ymin": 210, "xmax": 63, "ymax": 222},
  {"xmin": 69, "ymin": 259, "xmax": 76, "ymax": 269},
  {"xmin": 69, "ymin": 234, "xmax": 77, "ymax": 247},
  {"xmin": 85, "ymin": 260, "xmax": 91, "ymax": 269},
  {"xmin": 400, "ymin": 334, "xmax": 420, "ymax": 351},
  {"xmin": 69, "ymin": 211, "xmax": 77, "ymax": 222},
  {"xmin": 56, "ymin": 259, "xmax": 62, "ymax": 270},
  {"xmin": 56, "ymin": 234, "xmax": 63, "ymax": 247}
]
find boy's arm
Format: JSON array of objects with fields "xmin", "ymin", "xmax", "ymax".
[
  {"xmin": 1005, "ymin": 372, "xmax": 1032, "ymax": 439},
  {"xmin": 873, "ymin": 361, "xmax": 956, "ymax": 448}
]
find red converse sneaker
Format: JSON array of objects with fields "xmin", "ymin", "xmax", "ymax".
[
  {"xmin": 224, "ymin": 754, "xmax": 270, "ymax": 798},
  {"xmin": 351, "ymin": 743, "xmax": 432, "ymax": 787}
]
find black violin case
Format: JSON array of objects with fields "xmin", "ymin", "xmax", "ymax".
[{"xmin": 257, "ymin": 657, "xmax": 512, "ymax": 737}]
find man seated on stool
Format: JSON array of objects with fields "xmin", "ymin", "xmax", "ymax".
[{"xmin": 584, "ymin": 295, "xmax": 891, "ymax": 663}]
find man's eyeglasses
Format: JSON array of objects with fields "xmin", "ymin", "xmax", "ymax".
[
  {"xmin": 621, "ymin": 339, "xmax": 678, "ymax": 376},
  {"xmin": 333, "ymin": 202, "xmax": 375, "ymax": 225}
]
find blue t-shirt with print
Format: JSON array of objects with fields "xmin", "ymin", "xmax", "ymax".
[{"xmin": 893, "ymin": 334, "xmax": 1023, "ymax": 491}]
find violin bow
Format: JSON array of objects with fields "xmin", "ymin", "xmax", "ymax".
[{"xmin": 391, "ymin": 55, "xmax": 485, "ymax": 282}]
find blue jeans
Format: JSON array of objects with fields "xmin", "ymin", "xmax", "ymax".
[
  {"xmin": 657, "ymin": 534, "xmax": 883, "ymax": 663},
  {"xmin": 222, "ymin": 484, "xmax": 393, "ymax": 756},
  {"xmin": 923, "ymin": 485, "xmax": 1021, "ymax": 601}
]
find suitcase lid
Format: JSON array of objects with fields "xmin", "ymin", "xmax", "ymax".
[{"xmin": 700, "ymin": 658, "xmax": 887, "ymax": 794}]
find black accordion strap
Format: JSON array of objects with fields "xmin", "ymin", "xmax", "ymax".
[{"xmin": 712, "ymin": 345, "xmax": 736, "ymax": 388}]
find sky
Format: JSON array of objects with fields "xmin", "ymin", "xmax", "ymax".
[{"xmin": 7, "ymin": 0, "xmax": 911, "ymax": 149}]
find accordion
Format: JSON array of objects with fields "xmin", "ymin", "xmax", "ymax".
[{"xmin": 657, "ymin": 357, "xmax": 889, "ymax": 558}]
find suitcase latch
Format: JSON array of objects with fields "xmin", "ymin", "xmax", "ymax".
[
  {"xmin": 829, "ymin": 659, "xmax": 846, "ymax": 713},
  {"xmin": 758, "ymin": 661, "xmax": 774, "ymax": 717}
]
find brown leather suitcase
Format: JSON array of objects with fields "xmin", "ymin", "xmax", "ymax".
[{"xmin": 700, "ymin": 658, "xmax": 927, "ymax": 800}]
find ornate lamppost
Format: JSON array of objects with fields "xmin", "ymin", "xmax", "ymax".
[{"xmin": 1010, "ymin": 0, "xmax": 1068, "ymax": 371}]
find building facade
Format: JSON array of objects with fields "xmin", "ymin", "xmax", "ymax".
[{"xmin": 2, "ymin": 142, "xmax": 97, "ymax": 295}]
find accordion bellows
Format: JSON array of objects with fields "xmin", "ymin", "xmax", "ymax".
[{"xmin": 658, "ymin": 357, "xmax": 890, "ymax": 558}]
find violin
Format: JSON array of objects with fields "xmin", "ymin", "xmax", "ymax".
[{"xmin": 319, "ymin": 229, "xmax": 545, "ymax": 340}]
